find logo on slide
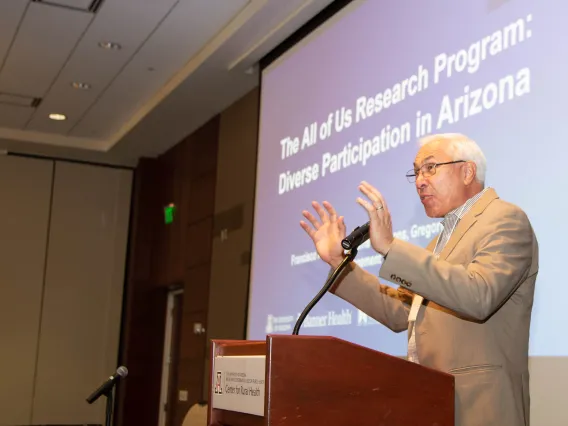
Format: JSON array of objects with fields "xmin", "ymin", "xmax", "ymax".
[
  {"xmin": 357, "ymin": 309, "xmax": 369, "ymax": 326},
  {"xmin": 214, "ymin": 371, "xmax": 223, "ymax": 394},
  {"xmin": 265, "ymin": 314, "xmax": 274, "ymax": 333}
]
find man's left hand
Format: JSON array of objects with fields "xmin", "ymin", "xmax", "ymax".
[{"xmin": 357, "ymin": 181, "xmax": 394, "ymax": 256}]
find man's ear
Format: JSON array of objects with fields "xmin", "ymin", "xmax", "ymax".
[{"xmin": 463, "ymin": 161, "xmax": 477, "ymax": 185}]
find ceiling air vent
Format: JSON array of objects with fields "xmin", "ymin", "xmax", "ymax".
[
  {"xmin": 31, "ymin": 0, "xmax": 105, "ymax": 13},
  {"xmin": 0, "ymin": 93, "xmax": 42, "ymax": 108}
]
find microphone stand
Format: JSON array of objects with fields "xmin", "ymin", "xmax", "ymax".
[
  {"xmin": 104, "ymin": 387, "xmax": 114, "ymax": 426},
  {"xmin": 292, "ymin": 247, "xmax": 358, "ymax": 335}
]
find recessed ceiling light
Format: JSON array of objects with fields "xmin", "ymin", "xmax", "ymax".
[
  {"xmin": 98, "ymin": 41, "xmax": 121, "ymax": 50},
  {"xmin": 71, "ymin": 82, "xmax": 91, "ymax": 90},
  {"xmin": 49, "ymin": 113, "xmax": 67, "ymax": 121}
]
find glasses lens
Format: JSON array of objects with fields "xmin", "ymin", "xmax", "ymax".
[{"xmin": 423, "ymin": 163, "xmax": 437, "ymax": 177}]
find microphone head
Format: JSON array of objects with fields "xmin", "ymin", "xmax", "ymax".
[
  {"xmin": 341, "ymin": 222, "xmax": 370, "ymax": 250},
  {"xmin": 116, "ymin": 366, "xmax": 128, "ymax": 378}
]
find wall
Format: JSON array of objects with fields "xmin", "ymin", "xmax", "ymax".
[
  {"xmin": 115, "ymin": 157, "xmax": 167, "ymax": 426},
  {"xmin": 0, "ymin": 155, "xmax": 132, "ymax": 425},
  {"xmin": 118, "ymin": 88, "xmax": 260, "ymax": 426},
  {"xmin": 0, "ymin": 155, "xmax": 53, "ymax": 426},
  {"xmin": 204, "ymin": 87, "xmax": 260, "ymax": 393},
  {"xmin": 118, "ymin": 116, "xmax": 220, "ymax": 426}
]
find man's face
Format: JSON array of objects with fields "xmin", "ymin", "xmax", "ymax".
[{"xmin": 413, "ymin": 140, "xmax": 467, "ymax": 218}]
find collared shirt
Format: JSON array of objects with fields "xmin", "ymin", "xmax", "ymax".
[
  {"xmin": 433, "ymin": 186, "xmax": 492, "ymax": 257},
  {"xmin": 407, "ymin": 186, "xmax": 492, "ymax": 364}
]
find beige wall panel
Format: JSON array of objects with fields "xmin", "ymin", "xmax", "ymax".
[
  {"xmin": 32, "ymin": 161, "xmax": 132, "ymax": 424},
  {"xmin": 0, "ymin": 155, "xmax": 53, "ymax": 425}
]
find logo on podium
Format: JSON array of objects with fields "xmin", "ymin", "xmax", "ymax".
[{"xmin": 214, "ymin": 371, "xmax": 223, "ymax": 394}]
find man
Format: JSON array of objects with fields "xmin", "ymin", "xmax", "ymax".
[{"xmin": 300, "ymin": 133, "xmax": 538, "ymax": 426}]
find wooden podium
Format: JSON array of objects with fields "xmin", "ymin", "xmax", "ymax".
[{"xmin": 207, "ymin": 334, "xmax": 454, "ymax": 425}]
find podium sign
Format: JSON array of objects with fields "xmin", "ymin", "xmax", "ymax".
[{"xmin": 211, "ymin": 355, "xmax": 266, "ymax": 416}]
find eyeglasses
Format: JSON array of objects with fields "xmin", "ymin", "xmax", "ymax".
[{"xmin": 406, "ymin": 160, "xmax": 466, "ymax": 183}]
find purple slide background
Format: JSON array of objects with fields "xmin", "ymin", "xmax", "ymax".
[{"xmin": 249, "ymin": 0, "xmax": 567, "ymax": 356}]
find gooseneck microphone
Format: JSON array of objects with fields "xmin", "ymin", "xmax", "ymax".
[
  {"xmin": 86, "ymin": 366, "xmax": 128, "ymax": 404},
  {"xmin": 292, "ymin": 222, "xmax": 369, "ymax": 335},
  {"xmin": 292, "ymin": 243, "xmax": 360, "ymax": 335},
  {"xmin": 341, "ymin": 221, "xmax": 370, "ymax": 250}
]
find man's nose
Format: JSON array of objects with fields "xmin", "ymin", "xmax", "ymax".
[{"xmin": 415, "ymin": 173, "xmax": 428, "ymax": 190}]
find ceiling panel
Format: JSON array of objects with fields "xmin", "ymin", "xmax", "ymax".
[
  {"xmin": 111, "ymin": 53, "xmax": 258, "ymax": 158},
  {"xmin": 0, "ymin": 2, "xmax": 93, "ymax": 98},
  {"xmin": 0, "ymin": 0, "xmax": 342, "ymax": 161},
  {"xmin": 107, "ymin": 0, "xmax": 333, "ymax": 156},
  {"xmin": 69, "ymin": 0, "xmax": 251, "ymax": 139},
  {"xmin": 0, "ymin": 1, "xmax": 29, "ymax": 67},
  {"xmin": 0, "ymin": 105, "xmax": 35, "ymax": 130},
  {"xmin": 26, "ymin": 0, "xmax": 179, "ymax": 135}
]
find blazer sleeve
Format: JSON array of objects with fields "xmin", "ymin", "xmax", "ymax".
[
  {"xmin": 379, "ymin": 207, "xmax": 535, "ymax": 321},
  {"xmin": 330, "ymin": 262, "xmax": 411, "ymax": 332}
]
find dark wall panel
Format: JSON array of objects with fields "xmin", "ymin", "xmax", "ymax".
[{"xmin": 118, "ymin": 115, "xmax": 220, "ymax": 426}]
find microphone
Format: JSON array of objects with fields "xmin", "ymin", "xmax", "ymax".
[
  {"xmin": 341, "ymin": 221, "xmax": 370, "ymax": 250},
  {"xmin": 86, "ymin": 366, "xmax": 128, "ymax": 404}
]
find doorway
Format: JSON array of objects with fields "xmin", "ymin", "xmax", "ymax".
[{"xmin": 158, "ymin": 288, "xmax": 183, "ymax": 426}]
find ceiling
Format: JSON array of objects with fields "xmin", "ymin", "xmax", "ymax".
[{"xmin": 0, "ymin": 0, "xmax": 336, "ymax": 166}]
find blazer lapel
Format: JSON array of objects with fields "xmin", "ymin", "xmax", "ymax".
[
  {"xmin": 426, "ymin": 237, "xmax": 437, "ymax": 253},
  {"xmin": 437, "ymin": 188, "xmax": 499, "ymax": 260}
]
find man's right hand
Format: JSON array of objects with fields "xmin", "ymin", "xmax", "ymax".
[{"xmin": 300, "ymin": 201, "xmax": 346, "ymax": 269}]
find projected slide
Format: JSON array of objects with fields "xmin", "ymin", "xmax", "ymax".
[{"xmin": 248, "ymin": 0, "xmax": 565, "ymax": 357}]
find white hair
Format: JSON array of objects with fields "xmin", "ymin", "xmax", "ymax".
[{"xmin": 419, "ymin": 133, "xmax": 487, "ymax": 184}]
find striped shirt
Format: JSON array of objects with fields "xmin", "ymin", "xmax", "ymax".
[
  {"xmin": 434, "ymin": 186, "xmax": 492, "ymax": 257},
  {"xmin": 407, "ymin": 186, "xmax": 491, "ymax": 364}
]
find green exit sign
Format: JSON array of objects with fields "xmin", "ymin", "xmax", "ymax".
[{"xmin": 164, "ymin": 204, "xmax": 176, "ymax": 224}]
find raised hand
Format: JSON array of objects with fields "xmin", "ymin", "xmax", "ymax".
[
  {"xmin": 356, "ymin": 181, "xmax": 394, "ymax": 256},
  {"xmin": 300, "ymin": 201, "xmax": 346, "ymax": 268}
]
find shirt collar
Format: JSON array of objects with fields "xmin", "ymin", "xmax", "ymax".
[{"xmin": 442, "ymin": 186, "xmax": 491, "ymax": 225}]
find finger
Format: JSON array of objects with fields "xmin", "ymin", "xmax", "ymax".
[
  {"xmin": 338, "ymin": 216, "xmax": 346, "ymax": 236},
  {"xmin": 322, "ymin": 201, "xmax": 338, "ymax": 222},
  {"xmin": 302, "ymin": 210, "xmax": 321, "ymax": 230},
  {"xmin": 299, "ymin": 220, "xmax": 316, "ymax": 239},
  {"xmin": 373, "ymin": 191, "xmax": 389, "ymax": 214},
  {"xmin": 356, "ymin": 196, "xmax": 377, "ymax": 215},
  {"xmin": 358, "ymin": 183, "xmax": 380, "ymax": 204},
  {"xmin": 312, "ymin": 201, "xmax": 329, "ymax": 223},
  {"xmin": 360, "ymin": 182, "xmax": 387, "ymax": 211},
  {"xmin": 378, "ymin": 194, "xmax": 389, "ymax": 212},
  {"xmin": 360, "ymin": 181, "xmax": 386, "ymax": 202},
  {"xmin": 359, "ymin": 186, "xmax": 383, "ymax": 212},
  {"xmin": 360, "ymin": 180, "xmax": 381, "ymax": 195},
  {"xmin": 356, "ymin": 197, "xmax": 382, "ymax": 230}
]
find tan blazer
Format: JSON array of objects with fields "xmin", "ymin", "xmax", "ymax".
[{"xmin": 331, "ymin": 188, "xmax": 538, "ymax": 426}]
